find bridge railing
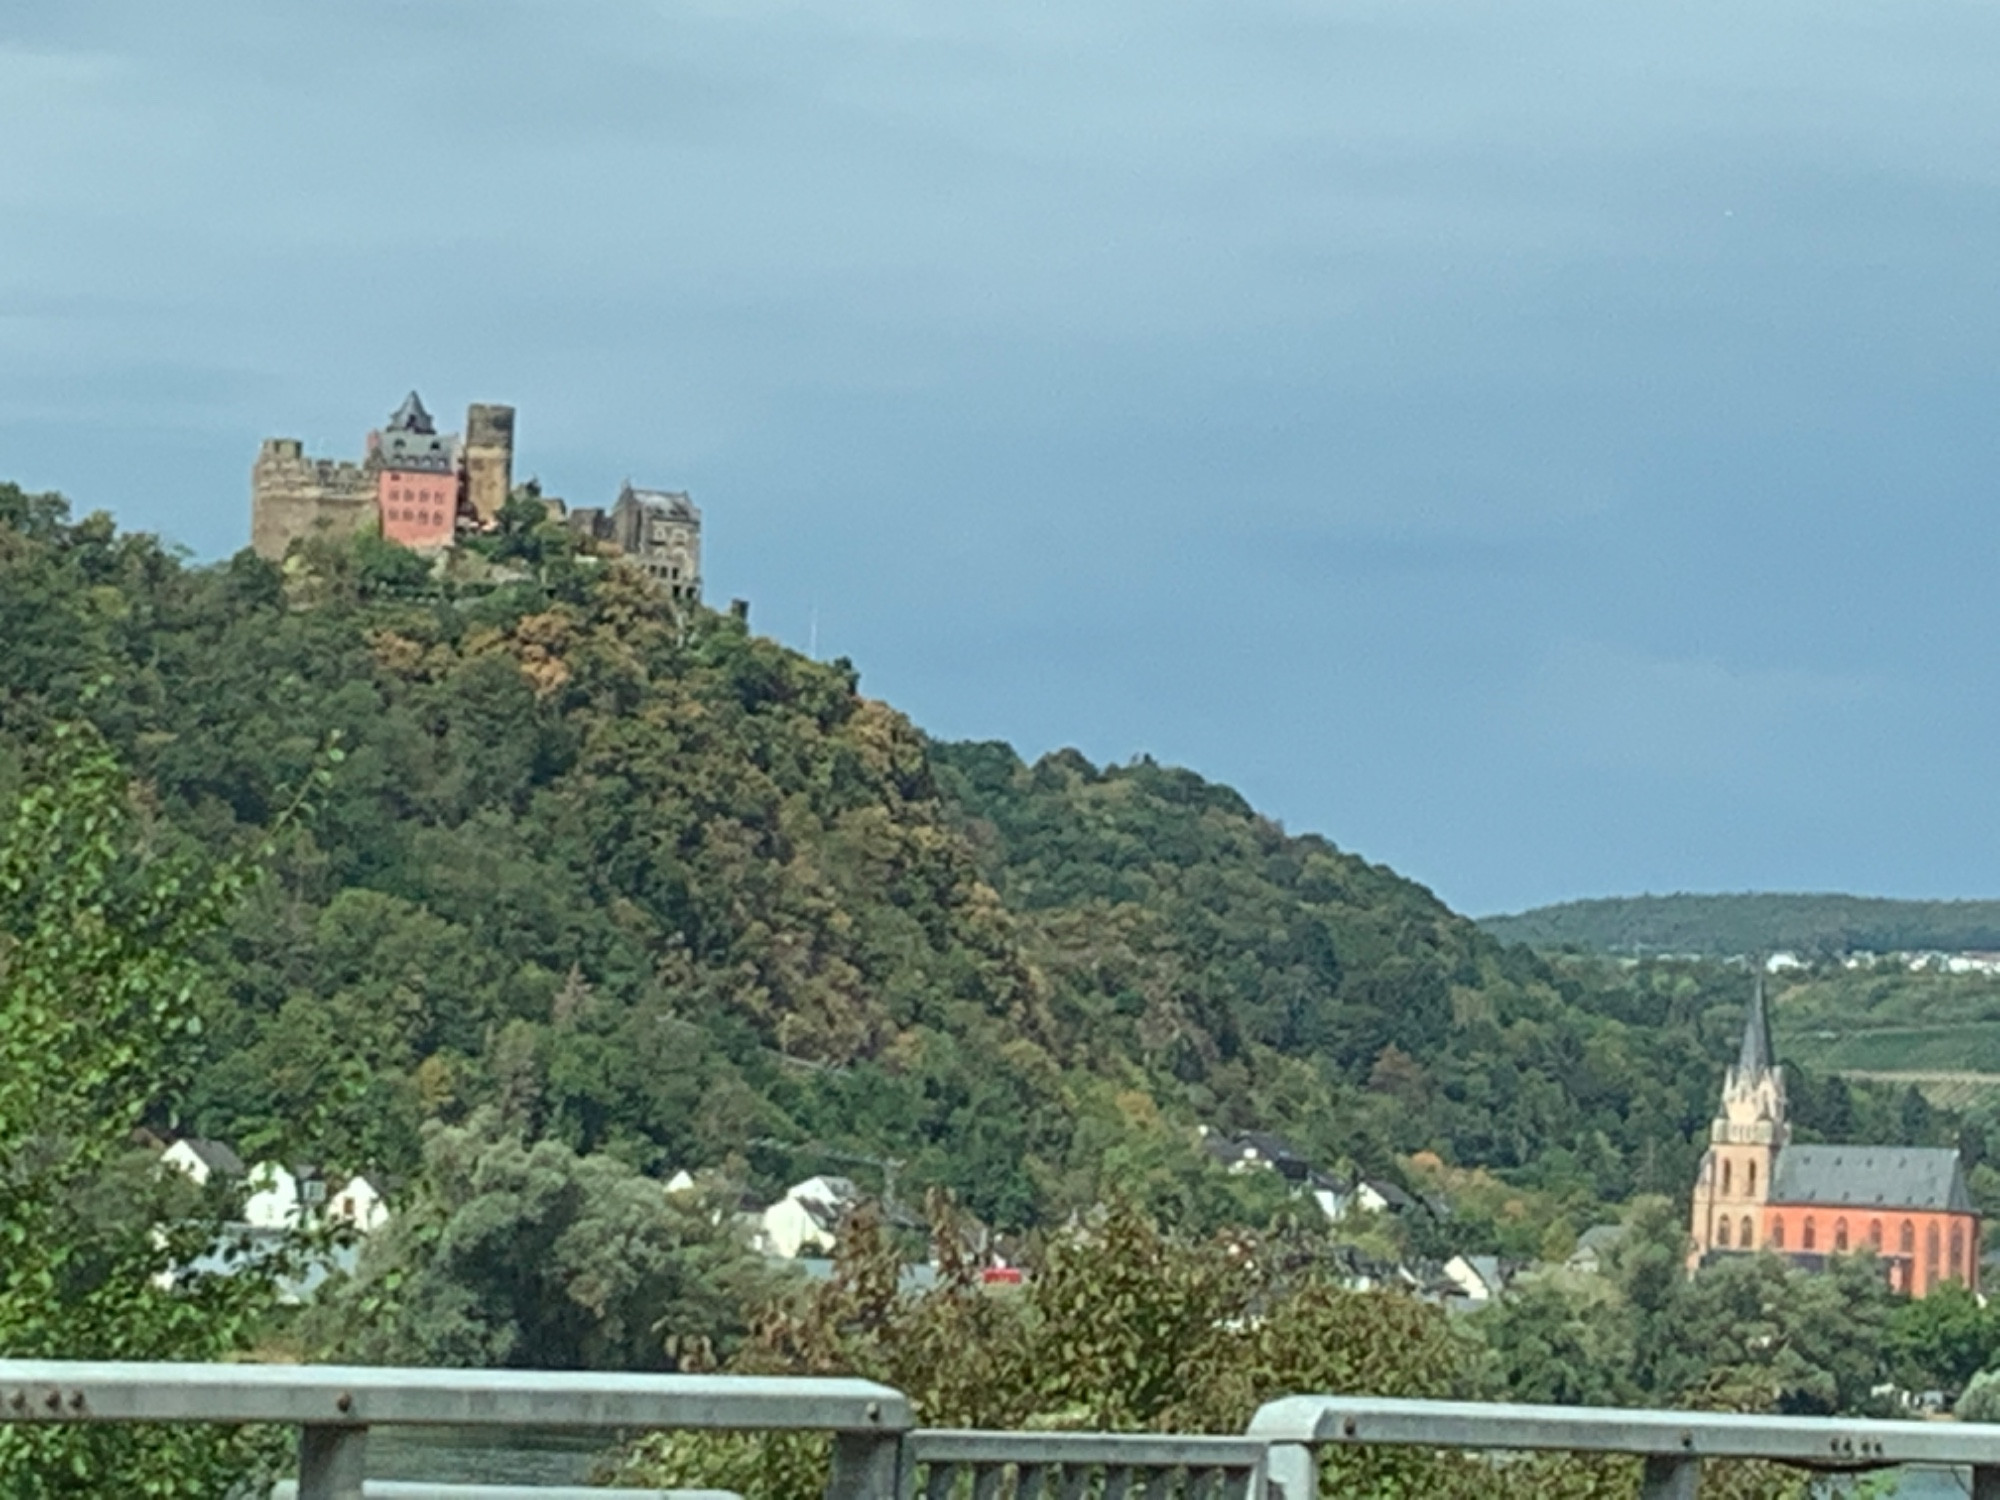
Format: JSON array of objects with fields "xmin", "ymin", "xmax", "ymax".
[
  {"xmin": 907, "ymin": 1429, "xmax": 1268, "ymax": 1500},
  {"xmin": 0, "ymin": 1359, "xmax": 908, "ymax": 1500},
  {"xmin": 1246, "ymin": 1393, "xmax": 2000, "ymax": 1499},
  {"xmin": 10, "ymin": 1361, "xmax": 2000, "ymax": 1499}
]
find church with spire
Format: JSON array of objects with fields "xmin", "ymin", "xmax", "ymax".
[{"xmin": 1689, "ymin": 978, "xmax": 1980, "ymax": 1296}]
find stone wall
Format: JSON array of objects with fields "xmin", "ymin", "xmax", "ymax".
[{"xmin": 250, "ymin": 439, "xmax": 376, "ymax": 561}]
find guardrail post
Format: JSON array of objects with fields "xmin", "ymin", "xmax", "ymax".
[
  {"xmin": 1260, "ymin": 1442, "xmax": 1314, "ymax": 1500},
  {"xmin": 1975, "ymin": 1465, "xmax": 2000, "ymax": 1500},
  {"xmin": 297, "ymin": 1424, "xmax": 367, "ymax": 1500},
  {"xmin": 1638, "ymin": 1454, "xmax": 1698, "ymax": 1500},
  {"xmin": 827, "ymin": 1431, "xmax": 905, "ymax": 1500}
]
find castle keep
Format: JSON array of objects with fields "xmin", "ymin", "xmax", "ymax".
[{"xmin": 250, "ymin": 393, "xmax": 700, "ymax": 600}]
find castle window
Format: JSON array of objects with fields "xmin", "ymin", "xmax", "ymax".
[
  {"xmin": 1747, "ymin": 1161, "xmax": 1757, "ymax": 1196},
  {"xmin": 1803, "ymin": 1217, "xmax": 1817, "ymax": 1250},
  {"xmin": 1771, "ymin": 1216, "xmax": 1785, "ymax": 1249},
  {"xmin": 1952, "ymin": 1223, "xmax": 1966, "ymax": 1281},
  {"xmin": 1717, "ymin": 1217, "xmax": 1731, "ymax": 1248},
  {"xmin": 1722, "ymin": 1161, "xmax": 1732, "ymax": 1196},
  {"xmin": 1740, "ymin": 1216, "xmax": 1753, "ymax": 1248},
  {"xmin": 1869, "ymin": 1220, "xmax": 1883, "ymax": 1249},
  {"xmin": 1834, "ymin": 1218, "xmax": 1848, "ymax": 1252}
]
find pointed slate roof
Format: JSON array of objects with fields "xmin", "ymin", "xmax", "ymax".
[
  {"xmin": 1737, "ymin": 974, "xmax": 1775, "ymax": 1076},
  {"xmin": 386, "ymin": 391, "xmax": 436, "ymax": 435},
  {"xmin": 377, "ymin": 390, "xmax": 454, "ymax": 474}
]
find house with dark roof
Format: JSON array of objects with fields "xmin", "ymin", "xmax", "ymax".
[
  {"xmin": 1689, "ymin": 977, "xmax": 1980, "ymax": 1296},
  {"xmin": 160, "ymin": 1137, "xmax": 247, "ymax": 1187}
]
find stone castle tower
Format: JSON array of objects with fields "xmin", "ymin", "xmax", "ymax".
[
  {"xmin": 463, "ymin": 403, "xmax": 516, "ymax": 522},
  {"xmin": 1688, "ymin": 976, "xmax": 1788, "ymax": 1263}
]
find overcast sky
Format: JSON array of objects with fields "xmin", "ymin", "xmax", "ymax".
[{"xmin": 6, "ymin": 0, "xmax": 1999, "ymax": 915}]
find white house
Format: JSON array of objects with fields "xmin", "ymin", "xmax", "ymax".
[
  {"xmin": 242, "ymin": 1162, "xmax": 303, "ymax": 1230},
  {"xmin": 1353, "ymin": 1178, "xmax": 1416, "ymax": 1215},
  {"xmin": 326, "ymin": 1174, "xmax": 390, "ymax": 1234},
  {"xmin": 1442, "ymin": 1254, "xmax": 1507, "ymax": 1304},
  {"xmin": 160, "ymin": 1138, "xmax": 245, "ymax": 1187},
  {"xmin": 1308, "ymin": 1176, "xmax": 1353, "ymax": 1224},
  {"xmin": 758, "ymin": 1176, "xmax": 860, "ymax": 1258}
]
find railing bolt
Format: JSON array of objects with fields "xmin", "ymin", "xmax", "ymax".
[
  {"xmin": 336, "ymin": 1392, "xmax": 353, "ymax": 1414},
  {"xmin": 1680, "ymin": 1431, "xmax": 1693, "ymax": 1449},
  {"xmin": 865, "ymin": 1401, "xmax": 881, "ymax": 1421},
  {"xmin": 5, "ymin": 1391, "xmax": 21, "ymax": 1412},
  {"xmin": 1342, "ymin": 1417, "xmax": 1358, "ymax": 1437},
  {"xmin": 67, "ymin": 1392, "xmax": 84, "ymax": 1412},
  {"xmin": 42, "ymin": 1389, "xmax": 59, "ymax": 1412}
]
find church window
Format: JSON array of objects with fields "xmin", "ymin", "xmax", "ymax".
[
  {"xmin": 1803, "ymin": 1217, "xmax": 1817, "ymax": 1250},
  {"xmin": 1722, "ymin": 1161, "xmax": 1732, "ymax": 1196},
  {"xmin": 1717, "ymin": 1217, "xmax": 1731, "ymax": 1247},
  {"xmin": 1741, "ymin": 1216, "xmax": 1753, "ymax": 1248},
  {"xmin": 1902, "ymin": 1220, "xmax": 1916, "ymax": 1255},
  {"xmin": 1869, "ymin": 1220, "xmax": 1883, "ymax": 1249},
  {"xmin": 1771, "ymin": 1217, "xmax": 1785, "ymax": 1249},
  {"xmin": 1928, "ymin": 1223, "xmax": 1941, "ymax": 1280},
  {"xmin": 1834, "ymin": 1219, "xmax": 1848, "ymax": 1252},
  {"xmin": 1952, "ymin": 1224, "xmax": 1966, "ymax": 1281}
]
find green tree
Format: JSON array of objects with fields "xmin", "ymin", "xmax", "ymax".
[
  {"xmin": 0, "ymin": 722, "xmax": 297, "ymax": 1496},
  {"xmin": 312, "ymin": 1110, "xmax": 772, "ymax": 1370},
  {"xmin": 1887, "ymin": 1282, "xmax": 2000, "ymax": 1394}
]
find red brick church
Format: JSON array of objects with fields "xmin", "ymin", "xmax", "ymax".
[{"xmin": 1689, "ymin": 979, "xmax": 1979, "ymax": 1296}]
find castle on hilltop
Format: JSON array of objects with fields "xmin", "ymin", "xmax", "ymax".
[
  {"xmin": 1689, "ymin": 978, "xmax": 1978, "ymax": 1295},
  {"xmin": 250, "ymin": 393, "xmax": 701, "ymax": 603}
]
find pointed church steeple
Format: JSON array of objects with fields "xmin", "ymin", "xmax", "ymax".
[
  {"xmin": 1716, "ymin": 970, "xmax": 1788, "ymax": 1144},
  {"xmin": 1736, "ymin": 972, "xmax": 1775, "ymax": 1078}
]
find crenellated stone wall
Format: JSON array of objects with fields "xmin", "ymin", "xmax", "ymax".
[{"xmin": 250, "ymin": 439, "xmax": 376, "ymax": 561}]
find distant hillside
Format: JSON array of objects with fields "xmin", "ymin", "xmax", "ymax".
[
  {"xmin": 1481, "ymin": 893, "xmax": 2000, "ymax": 958},
  {"xmin": 0, "ymin": 478, "xmax": 1948, "ymax": 1235}
]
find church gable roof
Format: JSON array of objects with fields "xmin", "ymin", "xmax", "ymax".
[{"xmin": 1771, "ymin": 1144, "xmax": 1972, "ymax": 1214}]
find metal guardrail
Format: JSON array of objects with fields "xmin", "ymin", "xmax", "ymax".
[
  {"xmin": 908, "ymin": 1429, "xmax": 1267, "ymax": 1500},
  {"xmin": 1247, "ymin": 1393, "xmax": 2000, "ymax": 1500},
  {"xmin": 271, "ymin": 1488, "xmax": 734, "ymax": 1499},
  {"xmin": 17, "ymin": 1362, "xmax": 2000, "ymax": 1500},
  {"xmin": 0, "ymin": 1360, "xmax": 910, "ymax": 1500}
]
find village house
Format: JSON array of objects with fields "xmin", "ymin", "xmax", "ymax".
[
  {"xmin": 757, "ymin": 1175, "xmax": 860, "ymax": 1259},
  {"xmin": 159, "ymin": 1138, "xmax": 245, "ymax": 1188},
  {"xmin": 1567, "ymin": 1223, "xmax": 1628, "ymax": 1276}
]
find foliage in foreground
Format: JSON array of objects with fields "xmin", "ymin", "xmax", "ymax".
[
  {"xmin": 0, "ymin": 722, "xmax": 299, "ymax": 1496},
  {"xmin": 609, "ymin": 1199, "xmax": 1806, "ymax": 1500},
  {"xmin": 306, "ymin": 1109, "xmax": 776, "ymax": 1370}
]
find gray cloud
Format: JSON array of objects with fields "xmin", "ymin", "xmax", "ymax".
[{"xmin": 6, "ymin": 0, "xmax": 2000, "ymax": 909}]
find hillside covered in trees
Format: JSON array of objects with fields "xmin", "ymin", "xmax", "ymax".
[
  {"xmin": 0, "ymin": 483, "xmax": 1949, "ymax": 1233},
  {"xmin": 1481, "ymin": 893, "xmax": 2000, "ymax": 959}
]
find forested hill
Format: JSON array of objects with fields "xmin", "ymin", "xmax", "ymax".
[
  {"xmin": 1481, "ymin": 893, "xmax": 2000, "ymax": 958},
  {"xmin": 0, "ymin": 482, "xmax": 1931, "ymax": 1231}
]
